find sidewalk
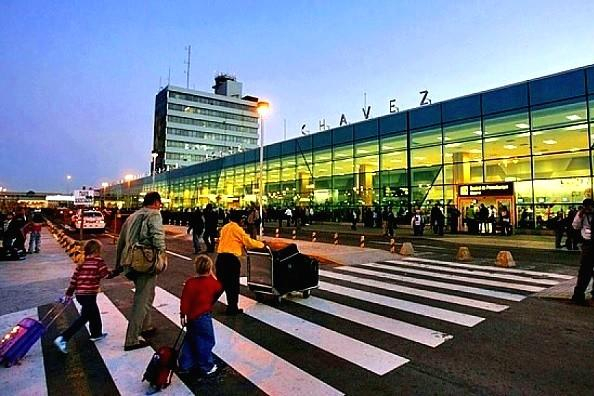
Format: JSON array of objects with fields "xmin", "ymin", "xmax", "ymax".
[
  {"xmin": 262, "ymin": 222, "xmax": 560, "ymax": 251},
  {"xmin": 0, "ymin": 229, "xmax": 73, "ymax": 315}
]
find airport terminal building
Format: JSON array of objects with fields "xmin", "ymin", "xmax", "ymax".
[{"xmin": 108, "ymin": 65, "xmax": 594, "ymax": 228}]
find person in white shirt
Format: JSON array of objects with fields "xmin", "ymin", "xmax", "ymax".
[{"xmin": 571, "ymin": 198, "xmax": 594, "ymax": 305}]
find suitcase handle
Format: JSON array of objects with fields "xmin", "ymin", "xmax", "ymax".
[
  {"xmin": 172, "ymin": 327, "xmax": 185, "ymax": 352},
  {"xmin": 39, "ymin": 299, "xmax": 72, "ymax": 328}
]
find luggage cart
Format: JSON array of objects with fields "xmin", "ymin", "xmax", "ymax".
[{"xmin": 247, "ymin": 244, "xmax": 319, "ymax": 304}]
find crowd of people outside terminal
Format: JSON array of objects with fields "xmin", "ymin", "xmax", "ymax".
[{"xmin": 0, "ymin": 206, "xmax": 45, "ymax": 260}]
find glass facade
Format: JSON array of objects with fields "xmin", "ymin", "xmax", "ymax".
[{"xmin": 111, "ymin": 65, "xmax": 594, "ymax": 228}]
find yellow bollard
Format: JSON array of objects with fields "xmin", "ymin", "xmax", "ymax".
[
  {"xmin": 496, "ymin": 251, "xmax": 516, "ymax": 267},
  {"xmin": 456, "ymin": 246, "xmax": 473, "ymax": 261},
  {"xmin": 400, "ymin": 242, "xmax": 415, "ymax": 256}
]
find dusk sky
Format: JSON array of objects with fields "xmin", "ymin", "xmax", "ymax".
[{"xmin": 2, "ymin": 0, "xmax": 594, "ymax": 192}]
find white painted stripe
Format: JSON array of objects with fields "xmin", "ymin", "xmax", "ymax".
[
  {"xmin": 153, "ymin": 287, "xmax": 345, "ymax": 396},
  {"xmin": 383, "ymin": 261, "xmax": 559, "ymax": 286},
  {"xmin": 75, "ymin": 293, "xmax": 192, "ymax": 395},
  {"xmin": 288, "ymin": 295, "xmax": 453, "ymax": 347},
  {"xmin": 343, "ymin": 264, "xmax": 544, "ymax": 293},
  {"xmin": 166, "ymin": 250, "xmax": 193, "ymax": 261},
  {"xmin": 333, "ymin": 266, "xmax": 525, "ymax": 302},
  {"xmin": 220, "ymin": 290, "xmax": 408, "ymax": 375},
  {"xmin": 318, "ymin": 281, "xmax": 483, "ymax": 327},
  {"xmin": 318, "ymin": 270, "xmax": 508, "ymax": 312},
  {"xmin": 239, "ymin": 277, "xmax": 452, "ymax": 347},
  {"xmin": 0, "ymin": 308, "xmax": 47, "ymax": 396},
  {"xmin": 402, "ymin": 257, "xmax": 574, "ymax": 280}
]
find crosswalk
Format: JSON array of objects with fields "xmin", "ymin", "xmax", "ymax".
[{"xmin": 0, "ymin": 255, "xmax": 572, "ymax": 395}]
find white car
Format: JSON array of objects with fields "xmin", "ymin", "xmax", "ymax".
[{"xmin": 72, "ymin": 210, "xmax": 105, "ymax": 232}]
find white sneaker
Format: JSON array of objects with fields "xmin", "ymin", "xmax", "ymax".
[
  {"xmin": 205, "ymin": 364, "xmax": 218, "ymax": 375},
  {"xmin": 89, "ymin": 333, "xmax": 108, "ymax": 342},
  {"xmin": 54, "ymin": 336, "xmax": 67, "ymax": 354}
]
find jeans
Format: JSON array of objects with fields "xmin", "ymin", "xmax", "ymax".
[
  {"xmin": 28, "ymin": 231, "xmax": 41, "ymax": 252},
  {"xmin": 192, "ymin": 231, "xmax": 202, "ymax": 253},
  {"xmin": 178, "ymin": 313, "xmax": 216, "ymax": 373},
  {"xmin": 61, "ymin": 294, "xmax": 102, "ymax": 341}
]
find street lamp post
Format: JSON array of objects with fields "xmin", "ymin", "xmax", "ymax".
[
  {"xmin": 257, "ymin": 100, "xmax": 270, "ymax": 240},
  {"xmin": 101, "ymin": 182, "xmax": 109, "ymax": 209},
  {"xmin": 66, "ymin": 175, "xmax": 72, "ymax": 195},
  {"xmin": 151, "ymin": 151, "xmax": 158, "ymax": 187}
]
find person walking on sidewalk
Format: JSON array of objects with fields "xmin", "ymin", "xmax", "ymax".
[
  {"xmin": 448, "ymin": 205, "xmax": 461, "ymax": 234},
  {"xmin": 565, "ymin": 207, "xmax": 579, "ymax": 250},
  {"xmin": 178, "ymin": 255, "xmax": 223, "ymax": 376},
  {"xmin": 552, "ymin": 211, "xmax": 566, "ymax": 249},
  {"xmin": 187, "ymin": 208, "xmax": 204, "ymax": 254},
  {"xmin": 113, "ymin": 192, "xmax": 166, "ymax": 351},
  {"xmin": 387, "ymin": 208, "xmax": 396, "ymax": 237},
  {"xmin": 216, "ymin": 210, "xmax": 264, "ymax": 315},
  {"xmin": 571, "ymin": 198, "xmax": 594, "ymax": 306},
  {"xmin": 430, "ymin": 203, "xmax": 445, "ymax": 236},
  {"xmin": 6, "ymin": 206, "xmax": 27, "ymax": 255},
  {"xmin": 26, "ymin": 212, "xmax": 44, "ymax": 253},
  {"xmin": 499, "ymin": 205, "xmax": 512, "ymax": 236},
  {"xmin": 246, "ymin": 206, "xmax": 259, "ymax": 239},
  {"xmin": 54, "ymin": 239, "xmax": 110, "ymax": 353},
  {"xmin": 203, "ymin": 204, "xmax": 218, "ymax": 253},
  {"xmin": 411, "ymin": 208, "xmax": 425, "ymax": 236}
]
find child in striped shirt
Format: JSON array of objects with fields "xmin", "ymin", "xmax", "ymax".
[{"xmin": 54, "ymin": 239, "xmax": 110, "ymax": 354}]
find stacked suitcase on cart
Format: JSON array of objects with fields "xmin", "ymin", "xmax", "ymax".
[{"xmin": 246, "ymin": 243, "xmax": 319, "ymax": 303}]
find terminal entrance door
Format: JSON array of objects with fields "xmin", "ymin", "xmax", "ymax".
[
  {"xmin": 457, "ymin": 196, "xmax": 515, "ymax": 220},
  {"xmin": 456, "ymin": 182, "xmax": 516, "ymax": 232}
]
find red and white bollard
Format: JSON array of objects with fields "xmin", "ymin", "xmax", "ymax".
[
  {"xmin": 292, "ymin": 229, "xmax": 297, "ymax": 240},
  {"xmin": 390, "ymin": 238, "xmax": 396, "ymax": 254},
  {"xmin": 333, "ymin": 232, "xmax": 339, "ymax": 245},
  {"xmin": 360, "ymin": 235, "xmax": 365, "ymax": 248},
  {"xmin": 312, "ymin": 232, "xmax": 317, "ymax": 243},
  {"xmin": 275, "ymin": 228, "xmax": 280, "ymax": 238}
]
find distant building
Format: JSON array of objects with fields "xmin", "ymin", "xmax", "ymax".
[{"xmin": 152, "ymin": 74, "xmax": 260, "ymax": 171}]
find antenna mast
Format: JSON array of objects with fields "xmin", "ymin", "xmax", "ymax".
[{"xmin": 184, "ymin": 45, "xmax": 191, "ymax": 89}]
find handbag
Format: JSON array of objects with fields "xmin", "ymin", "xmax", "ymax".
[{"xmin": 129, "ymin": 243, "xmax": 168, "ymax": 274}]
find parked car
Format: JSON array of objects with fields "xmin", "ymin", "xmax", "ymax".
[{"xmin": 71, "ymin": 210, "xmax": 105, "ymax": 232}]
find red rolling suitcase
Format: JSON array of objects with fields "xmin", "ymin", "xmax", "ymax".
[
  {"xmin": 0, "ymin": 301, "xmax": 70, "ymax": 367},
  {"xmin": 142, "ymin": 328, "xmax": 185, "ymax": 391}
]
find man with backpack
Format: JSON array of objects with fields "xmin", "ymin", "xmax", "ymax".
[{"xmin": 113, "ymin": 192, "xmax": 166, "ymax": 351}]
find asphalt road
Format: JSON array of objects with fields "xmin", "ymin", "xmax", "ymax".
[{"xmin": 55, "ymin": 226, "xmax": 594, "ymax": 396}]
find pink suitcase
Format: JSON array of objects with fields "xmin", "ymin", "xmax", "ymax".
[{"xmin": 0, "ymin": 302, "xmax": 70, "ymax": 367}]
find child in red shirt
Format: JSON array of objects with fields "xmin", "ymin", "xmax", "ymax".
[
  {"xmin": 179, "ymin": 254, "xmax": 223, "ymax": 376},
  {"xmin": 54, "ymin": 239, "xmax": 110, "ymax": 353}
]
